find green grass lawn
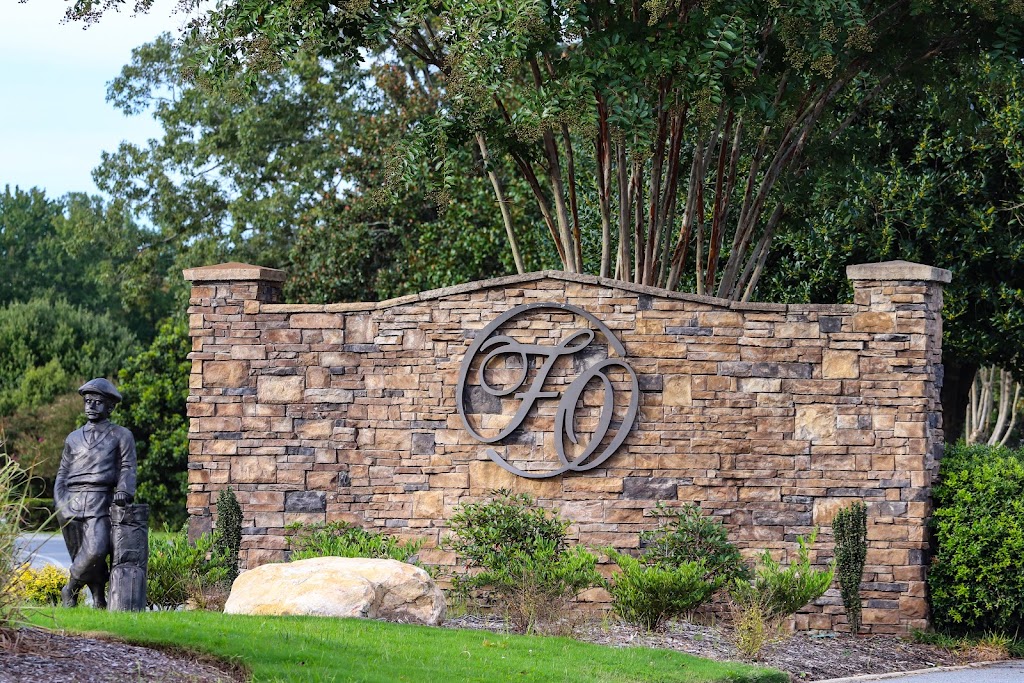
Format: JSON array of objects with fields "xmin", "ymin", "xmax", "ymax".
[{"xmin": 31, "ymin": 608, "xmax": 787, "ymax": 683}]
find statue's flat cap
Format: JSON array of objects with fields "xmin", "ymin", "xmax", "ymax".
[{"xmin": 78, "ymin": 378, "xmax": 122, "ymax": 403}]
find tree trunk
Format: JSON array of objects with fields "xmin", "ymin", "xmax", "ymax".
[{"xmin": 941, "ymin": 359, "xmax": 978, "ymax": 445}]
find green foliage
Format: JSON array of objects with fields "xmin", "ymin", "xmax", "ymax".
[
  {"xmin": 729, "ymin": 532, "xmax": 834, "ymax": 658},
  {"xmin": 445, "ymin": 489, "xmax": 602, "ymax": 633},
  {"xmin": 929, "ymin": 443, "xmax": 1024, "ymax": 635},
  {"xmin": 146, "ymin": 528, "xmax": 231, "ymax": 610},
  {"xmin": 0, "ymin": 298, "xmax": 137, "ymax": 416},
  {"xmin": 40, "ymin": 608, "xmax": 789, "ymax": 683},
  {"xmin": 832, "ymin": 502, "xmax": 867, "ymax": 633},
  {"xmin": 0, "ymin": 393, "xmax": 81, "ymax": 484},
  {"xmin": 116, "ymin": 317, "xmax": 190, "ymax": 529},
  {"xmin": 640, "ymin": 503, "xmax": 748, "ymax": 583},
  {"xmin": 606, "ymin": 550, "xmax": 716, "ymax": 631},
  {"xmin": 285, "ymin": 521, "xmax": 425, "ymax": 565},
  {"xmin": 11, "ymin": 564, "xmax": 68, "ymax": 606},
  {"xmin": 445, "ymin": 489, "xmax": 570, "ymax": 567},
  {"xmin": 215, "ymin": 487, "xmax": 243, "ymax": 584},
  {"xmin": 20, "ymin": 498, "xmax": 57, "ymax": 532}
]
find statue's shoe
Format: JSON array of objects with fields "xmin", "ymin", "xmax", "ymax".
[
  {"xmin": 89, "ymin": 584, "xmax": 107, "ymax": 609},
  {"xmin": 60, "ymin": 584, "xmax": 78, "ymax": 608}
]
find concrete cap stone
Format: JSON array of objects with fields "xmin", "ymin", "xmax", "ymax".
[
  {"xmin": 846, "ymin": 260, "xmax": 951, "ymax": 284},
  {"xmin": 183, "ymin": 262, "xmax": 287, "ymax": 283}
]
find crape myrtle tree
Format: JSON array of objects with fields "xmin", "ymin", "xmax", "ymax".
[
  {"xmin": 763, "ymin": 53, "xmax": 1024, "ymax": 441},
  {"xmin": 67, "ymin": 0, "xmax": 1024, "ymax": 299}
]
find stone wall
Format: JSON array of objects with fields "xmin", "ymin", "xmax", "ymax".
[{"xmin": 184, "ymin": 260, "xmax": 949, "ymax": 634}]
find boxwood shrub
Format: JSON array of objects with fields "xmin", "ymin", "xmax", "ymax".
[{"xmin": 928, "ymin": 443, "xmax": 1024, "ymax": 635}]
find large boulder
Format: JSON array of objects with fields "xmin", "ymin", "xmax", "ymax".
[{"xmin": 223, "ymin": 557, "xmax": 446, "ymax": 625}]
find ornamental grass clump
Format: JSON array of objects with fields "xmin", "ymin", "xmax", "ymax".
[
  {"xmin": 729, "ymin": 531, "xmax": 834, "ymax": 659},
  {"xmin": 147, "ymin": 528, "xmax": 231, "ymax": 610},
  {"xmin": 445, "ymin": 489, "xmax": 602, "ymax": 634},
  {"xmin": 832, "ymin": 501, "xmax": 867, "ymax": 633}
]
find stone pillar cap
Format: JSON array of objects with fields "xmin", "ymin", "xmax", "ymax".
[
  {"xmin": 846, "ymin": 260, "xmax": 951, "ymax": 284},
  {"xmin": 183, "ymin": 262, "xmax": 287, "ymax": 283}
]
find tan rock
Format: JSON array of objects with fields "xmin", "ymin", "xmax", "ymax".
[
  {"xmin": 663, "ymin": 375, "xmax": 692, "ymax": 406},
  {"xmin": 258, "ymin": 375, "xmax": 305, "ymax": 403},
  {"xmin": 822, "ymin": 350, "xmax": 859, "ymax": 379},
  {"xmin": 795, "ymin": 404, "xmax": 837, "ymax": 442},
  {"xmin": 206, "ymin": 361, "xmax": 249, "ymax": 387},
  {"xmin": 224, "ymin": 557, "xmax": 445, "ymax": 625}
]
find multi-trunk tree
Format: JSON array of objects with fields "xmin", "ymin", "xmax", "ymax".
[{"xmin": 69, "ymin": 0, "xmax": 1018, "ymax": 301}]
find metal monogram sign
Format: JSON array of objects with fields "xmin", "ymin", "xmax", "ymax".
[{"xmin": 457, "ymin": 302, "xmax": 639, "ymax": 479}]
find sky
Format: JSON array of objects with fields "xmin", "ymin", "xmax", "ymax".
[{"xmin": 0, "ymin": 1, "xmax": 196, "ymax": 198}]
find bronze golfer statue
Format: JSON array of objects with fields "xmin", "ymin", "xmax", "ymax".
[{"xmin": 55, "ymin": 378, "xmax": 138, "ymax": 608}]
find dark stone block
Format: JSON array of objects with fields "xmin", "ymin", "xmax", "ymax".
[
  {"xmin": 187, "ymin": 462, "xmax": 203, "ymax": 470},
  {"xmin": 504, "ymin": 425, "xmax": 541, "ymax": 445},
  {"xmin": 188, "ymin": 514, "xmax": 212, "ymax": 543},
  {"xmin": 935, "ymin": 363, "xmax": 944, "ymax": 390},
  {"xmin": 265, "ymin": 367, "xmax": 300, "ymax": 376},
  {"xmin": 753, "ymin": 510, "xmax": 812, "ymax": 526},
  {"xmin": 412, "ymin": 420, "xmax": 447, "ymax": 429},
  {"xmin": 286, "ymin": 446, "xmax": 315, "ymax": 456},
  {"xmin": 873, "ymin": 502, "xmax": 908, "ymax": 516},
  {"xmin": 877, "ymin": 334, "xmax": 910, "ymax": 342},
  {"xmin": 573, "ymin": 343, "xmax": 608, "ymax": 373},
  {"xmin": 827, "ymin": 488, "xmax": 884, "ymax": 498},
  {"xmin": 464, "ymin": 385, "xmax": 503, "ymax": 414},
  {"xmin": 665, "ymin": 326, "xmax": 714, "ymax": 336},
  {"xmin": 639, "ymin": 374, "xmax": 663, "ymax": 391},
  {"xmin": 285, "ymin": 490, "xmax": 326, "ymax": 513},
  {"xmin": 928, "ymin": 413, "xmax": 942, "ymax": 428},
  {"xmin": 225, "ymin": 388, "xmax": 257, "ymax": 396},
  {"xmin": 638, "ymin": 295, "xmax": 653, "ymax": 311},
  {"xmin": 242, "ymin": 527, "xmax": 268, "ymax": 536},
  {"xmin": 861, "ymin": 582, "xmax": 909, "ymax": 592},
  {"xmin": 908, "ymin": 549, "xmax": 924, "ymax": 564},
  {"xmin": 819, "ymin": 316, "xmax": 843, "ymax": 333},
  {"xmin": 345, "ymin": 344, "xmax": 380, "ymax": 352},
  {"xmin": 403, "ymin": 484, "xmax": 429, "ymax": 492},
  {"xmin": 383, "ymin": 389, "xmax": 405, "ymax": 398},
  {"xmin": 718, "ymin": 361, "xmax": 752, "ymax": 377},
  {"xmin": 329, "ymin": 367, "xmax": 347, "ymax": 375},
  {"xmin": 212, "ymin": 432, "xmax": 242, "ymax": 440},
  {"xmin": 412, "ymin": 432, "xmax": 436, "ymax": 455},
  {"xmin": 880, "ymin": 478, "xmax": 911, "ymax": 489},
  {"xmin": 866, "ymin": 599, "xmax": 900, "ymax": 609},
  {"xmin": 783, "ymin": 495, "xmax": 814, "ymax": 505},
  {"xmin": 622, "ymin": 477, "xmax": 678, "ymax": 500},
  {"xmin": 385, "ymin": 519, "xmax": 409, "ymax": 528}
]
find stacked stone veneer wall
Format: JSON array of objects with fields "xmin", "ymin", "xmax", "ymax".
[{"xmin": 184, "ymin": 260, "xmax": 950, "ymax": 634}]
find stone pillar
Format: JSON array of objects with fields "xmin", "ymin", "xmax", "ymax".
[
  {"xmin": 182, "ymin": 263, "xmax": 286, "ymax": 543},
  {"xmin": 845, "ymin": 259, "xmax": 950, "ymax": 633}
]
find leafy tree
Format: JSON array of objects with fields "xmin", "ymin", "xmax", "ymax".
[
  {"xmin": 97, "ymin": 35, "xmax": 551, "ymax": 304},
  {"xmin": 764, "ymin": 54, "xmax": 1024, "ymax": 441},
  {"xmin": 0, "ymin": 187, "xmax": 170, "ymax": 339},
  {"xmin": 0, "ymin": 298, "xmax": 138, "ymax": 416},
  {"xmin": 69, "ymin": 0, "xmax": 1023, "ymax": 300},
  {"xmin": 116, "ymin": 317, "xmax": 191, "ymax": 529}
]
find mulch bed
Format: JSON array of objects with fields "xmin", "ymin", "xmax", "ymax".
[{"xmin": 0, "ymin": 628, "xmax": 245, "ymax": 683}]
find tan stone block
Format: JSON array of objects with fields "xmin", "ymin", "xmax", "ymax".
[
  {"xmin": 776, "ymin": 322, "xmax": 819, "ymax": 339},
  {"xmin": 868, "ymin": 525, "xmax": 909, "ymax": 542},
  {"xmin": 291, "ymin": 313, "xmax": 341, "ymax": 329},
  {"xmin": 853, "ymin": 312, "xmax": 895, "ymax": 334},
  {"xmin": 413, "ymin": 491, "xmax": 445, "ymax": 519},
  {"xmin": 894, "ymin": 421, "xmax": 926, "ymax": 438},
  {"xmin": 862, "ymin": 608, "xmax": 900, "ymax": 625},
  {"xmin": 258, "ymin": 375, "xmax": 305, "ymax": 403},
  {"xmin": 306, "ymin": 471, "xmax": 337, "ymax": 490},
  {"xmin": 813, "ymin": 498, "xmax": 850, "ymax": 525},
  {"xmin": 206, "ymin": 361, "xmax": 249, "ymax": 387},
  {"xmin": 430, "ymin": 472, "xmax": 469, "ymax": 489},
  {"xmin": 663, "ymin": 375, "xmax": 691, "ymax": 406},
  {"xmin": 795, "ymin": 405, "xmax": 837, "ymax": 442},
  {"xmin": 563, "ymin": 477, "xmax": 623, "ymax": 494},
  {"xmin": 738, "ymin": 487, "xmax": 781, "ymax": 502},
  {"xmin": 232, "ymin": 456, "xmax": 278, "ymax": 483},
  {"xmin": 230, "ymin": 345, "xmax": 267, "ymax": 360},
  {"xmin": 822, "ymin": 351, "xmax": 859, "ymax": 379},
  {"xmin": 205, "ymin": 440, "xmax": 237, "ymax": 455},
  {"xmin": 296, "ymin": 420, "xmax": 334, "ymax": 440},
  {"xmin": 739, "ymin": 377, "xmax": 782, "ymax": 393},
  {"xmin": 899, "ymin": 596, "xmax": 929, "ymax": 619}
]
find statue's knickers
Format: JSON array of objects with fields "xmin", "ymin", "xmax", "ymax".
[{"xmin": 61, "ymin": 515, "xmax": 112, "ymax": 588}]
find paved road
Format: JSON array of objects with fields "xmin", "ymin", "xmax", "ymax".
[
  {"xmin": 15, "ymin": 532, "xmax": 71, "ymax": 569},
  {"xmin": 821, "ymin": 661, "xmax": 1024, "ymax": 683}
]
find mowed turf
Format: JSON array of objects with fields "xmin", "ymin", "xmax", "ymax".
[{"xmin": 33, "ymin": 608, "xmax": 787, "ymax": 682}]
